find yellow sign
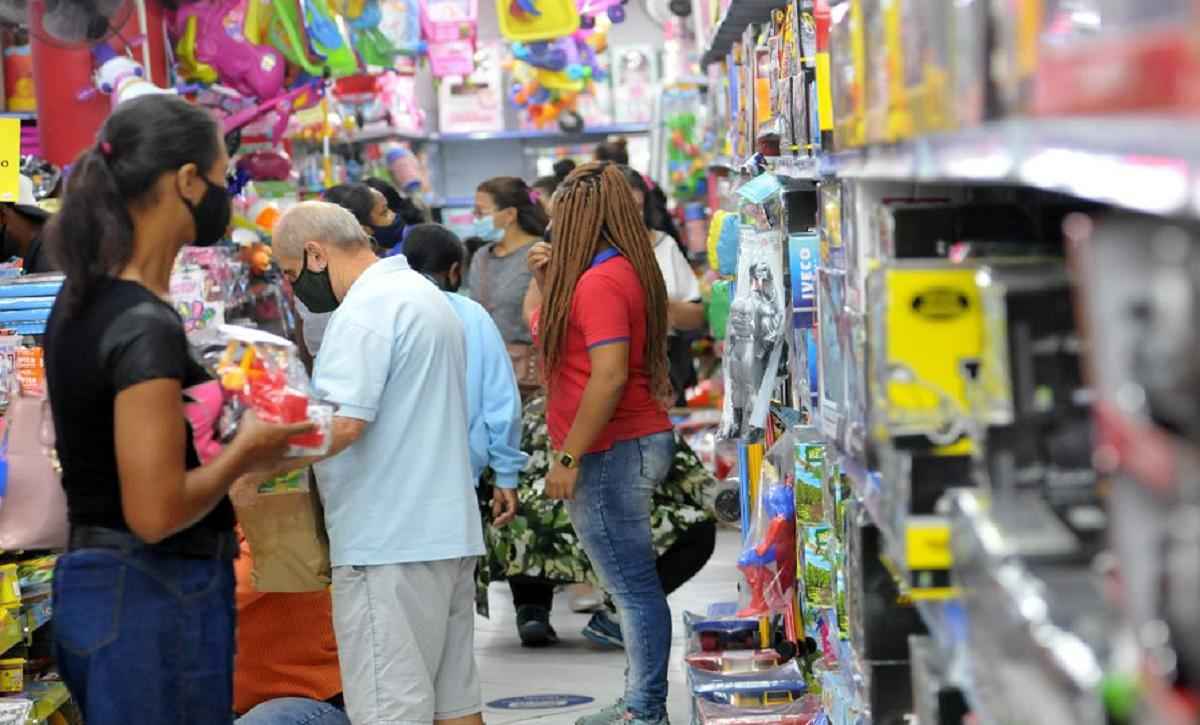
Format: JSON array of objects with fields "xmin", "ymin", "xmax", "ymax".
[{"xmin": 0, "ymin": 118, "xmax": 20, "ymax": 204}]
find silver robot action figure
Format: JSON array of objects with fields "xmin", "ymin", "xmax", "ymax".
[{"xmin": 722, "ymin": 261, "xmax": 783, "ymax": 438}]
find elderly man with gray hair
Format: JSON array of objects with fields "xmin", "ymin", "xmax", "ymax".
[{"xmin": 270, "ymin": 201, "xmax": 486, "ymax": 725}]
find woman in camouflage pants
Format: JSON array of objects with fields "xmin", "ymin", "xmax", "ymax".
[{"xmin": 477, "ymin": 395, "xmax": 717, "ymax": 647}]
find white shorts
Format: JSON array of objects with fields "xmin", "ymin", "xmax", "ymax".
[{"xmin": 331, "ymin": 557, "xmax": 482, "ymax": 725}]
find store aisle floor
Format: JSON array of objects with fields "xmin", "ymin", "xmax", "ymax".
[{"xmin": 475, "ymin": 527, "xmax": 741, "ymax": 724}]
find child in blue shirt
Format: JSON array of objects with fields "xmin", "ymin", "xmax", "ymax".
[{"xmin": 404, "ymin": 223, "xmax": 527, "ymax": 524}]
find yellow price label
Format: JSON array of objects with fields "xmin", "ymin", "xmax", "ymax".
[
  {"xmin": 906, "ymin": 520, "xmax": 952, "ymax": 571},
  {"xmin": 0, "ymin": 118, "xmax": 19, "ymax": 204}
]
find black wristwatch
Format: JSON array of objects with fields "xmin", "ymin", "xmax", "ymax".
[{"xmin": 555, "ymin": 450, "xmax": 578, "ymax": 470}]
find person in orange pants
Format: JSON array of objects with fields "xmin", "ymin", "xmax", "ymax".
[{"xmin": 233, "ymin": 530, "xmax": 348, "ymax": 725}]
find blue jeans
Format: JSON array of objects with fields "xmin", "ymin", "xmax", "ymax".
[
  {"xmin": 567, "ymin": 431, "xmax": 675, "ymax": 720},
  {"xmin": 237, "ymin": 697, "xmax": 350, "ymax": 725},
  {"xmin": 53, "ymin": 547, "xmax": 236, "ymax": 724}
]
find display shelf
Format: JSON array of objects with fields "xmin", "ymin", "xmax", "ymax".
[
  {"xmin": 701, "ymin": 0, "xmax": 789, "ymax": 66},
  {"xmin": 822, "ymin": 117, "xmax": 1200, "ymax": 220},
  {"xmin": 0, "ymin": 112, "xmax": 36, "ymax": 122},
  {"xmin": 301, "ymin": 122, "xmax": 652, "ymax": 149},
  {"xmin": 437, "ymin": 123, "xmax": 651, "ymax": 143},
  {"xmin": 943, "ymin": 489, "xmax": 1110, "ymax": 725},
  {"xmin": 347, "ymin": 125, "xmax": 431, "ymax": 144},
  {"xmin": 710, "ymin": 153, "xmax": 818, "ymax": 180}
]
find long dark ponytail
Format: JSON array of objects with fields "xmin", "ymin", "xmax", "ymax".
[
  {"xmin": 46, "ymin": 94, "xmax": 222, "ymax": 317},
  {"xmin": 477, "ymin": 176, "xmax": 548, "ymax": 238}
]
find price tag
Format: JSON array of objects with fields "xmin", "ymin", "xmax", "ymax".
[{"xmin": 0, "ymin": 119, "xmax": 19, "ymax": 204}]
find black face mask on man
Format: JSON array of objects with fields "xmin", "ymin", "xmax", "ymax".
[
  {"xmin": 181, "ymin": 176, "xmax": 232, "ymax": 247},
  {"xmin": 292, "ymin": 250, "xmax": 341, "ymax": 314}
]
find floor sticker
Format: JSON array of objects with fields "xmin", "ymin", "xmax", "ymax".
[{"xmin": 487, "ymin": 694, "xmax": 596, "ymax": 710}]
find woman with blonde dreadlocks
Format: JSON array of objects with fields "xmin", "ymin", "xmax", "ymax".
[{"xmin": 528, "ymin": 162, "xmax": 676, "ymax": 725}]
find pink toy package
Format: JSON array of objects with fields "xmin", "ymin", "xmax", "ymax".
[
  {"xmin": 428, "ymin": 38, "xmax": 475, "ymax": 76},
  {"xmin": 420, "ymin": 0, "xmax": 478, "ymax": 42}
]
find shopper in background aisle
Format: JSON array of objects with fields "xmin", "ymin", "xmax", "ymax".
[
  {"xmin": 232, "ymin": 532, "xmax": 348, "ymax": 725},
  {"xmin": 403, "ymin": 222, "xmax": 525, "ymax": 527},
  {"xmin": 322, "ymin": 182, "xmax": 400, "ymax": 255},
  {"xmin": 470, "ymin": 175, "xmax": 548, "ymax": 362},
  {"xmin": 270, "ymin": 202, "xmax": 485, "ymax": 725},
  {"xmin": 620, "ymin": 167, "xmax": 705, "ymax": 406},
  {"xmin": 1, "ymin": 174, "xmax": 55, "ymax": 273},
  {"xmin": 470, "ymin": 175, "xmax": 560, "ymax": 645},
  {"xmin": 42, "ymin": 94, "xmax": 313, "ymax": 724},
  {"xmin": 531, "ymin": 158, "xmax": 577, "ymax": 218},
  {"xmin": 594, "ymin": 138, "xmax": 630, "ymax": 165},
  {"xmin": 364, "ymin": 176, "xmax": 425, "ymax": 253},
  {"xmin": 530, "ymin": 162, "xmax": 677, "ymax": 725}
]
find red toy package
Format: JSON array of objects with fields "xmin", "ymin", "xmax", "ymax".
[
  {"xmin": 196, "ymin": 325, "xmax": 333, "ymax": 457},
  {"xmin": 1031, "ymin": 1, "xmax": 1200, "ymax": 115}
]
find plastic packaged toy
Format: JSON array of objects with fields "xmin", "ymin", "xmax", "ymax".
[
  {"xmin": 378, "ymin": 0, "xmax": 425, "ymax": 56},
  {"xmin": 793, "ymin": 429, "xmax": 826, "ymax": 524},
  {"xmin": 683, "ymin": 607, "xmax": 762, "ymax": 653},
  {"xmin": 815, "ymin": 268, "xmax": 846, "ymax": 440},
  {"xmin": 719, "ymin": 230, "xmax": 786, "ymax": 440},
  {"xmin": 715, "ymin": 216, "xmax": 742, "ymax": 276},
  {"xmin": 686, "ymin": 649, "xmax": 782, "ymax": 674},
  {"xmin": 828, "ymin": 0, "xmax": 865, "ymax": 150},
  {"xmin": 866, "ymin": 263, "xmax": 983, "ymax": 451},
  {"xmin": 737, "ymin": 435, "xmax": 796, "ymax": 617},
  {"xmin": 195, "ymin": 325, "xmax": 332, "ymax": 457},
  {"xmin": 689, "ymin": 659, "xmax": 808, "ymax": 705},
  {"xmin": 696, "ymin": 696, "xmax": 821, "ymax": 724}
]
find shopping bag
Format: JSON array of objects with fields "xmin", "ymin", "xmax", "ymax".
[
  {"xmin": 234, "ymin": 469, "xmax": 331, "ymax": 592},
  {"xmin": 0, "ymin": 391, "xmax": 66, "ymax": 551}
]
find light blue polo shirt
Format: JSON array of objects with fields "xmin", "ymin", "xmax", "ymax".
[{"xmin": 311, "ymin": 255, "xmax": 484, "ymax": 567}]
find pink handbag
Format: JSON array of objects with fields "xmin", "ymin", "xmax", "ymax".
[{"xmin": 0, "ymin": 392, "xmax": 67, "ymax": 551}]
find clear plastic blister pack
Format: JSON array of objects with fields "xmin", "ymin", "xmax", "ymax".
[
  {"xmin": 194, "ymin": 325, "xmax": 333, "ymax": 458},
  {"xmin": 683, "ymin": 608, "xmax": 763, "ymax": 654},
  {"xmin": 696, "ymin": 695, "xmax": 821, "ymax": 724},
  {"xmin": 719, "ymin": 230, "xmax": 788, "ymax": 440},
  {"xmin": 689, "ymin": 659, "xmax": 809, "ymax": 706},
  {"xmin": 737, "ymin": 433, "xmax": 797, "ymax": 618}
]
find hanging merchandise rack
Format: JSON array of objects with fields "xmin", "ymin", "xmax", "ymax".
[{"xmin": 686, "ymin": 1, "xmax": 1200, "ymax": 724}]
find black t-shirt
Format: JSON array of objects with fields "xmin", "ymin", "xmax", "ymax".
[
  {"xmin": 24, "ymin": 235, "xmax": 54, "ymax": 274},
  {"xmin": 45, "ymin": 280, "xmax": 234, "ymax": 536}
]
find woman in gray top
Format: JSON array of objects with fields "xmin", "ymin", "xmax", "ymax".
[{"xmin": 468, "ymin": 176, "xmax": 549, "ymax": 347}]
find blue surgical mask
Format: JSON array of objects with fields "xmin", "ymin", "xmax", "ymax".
[{"xmin": 473, "ymin": 214, "xmax": 504, "ymax": 242}]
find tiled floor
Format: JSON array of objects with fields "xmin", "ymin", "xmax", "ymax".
[{"xmin": 475, "ymin": 528, "xmax": 741, "ymax": 725}]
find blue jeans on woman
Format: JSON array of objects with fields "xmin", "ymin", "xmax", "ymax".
[
  {"xmin": 237, "ymin": 697, "xmax": 350, "ymax": 725},
  {"xmin": 53, "ymin": 547, "xmax": 236, "ymax": 724},
  {"xmin": 567, "ymin": 430, "xmax": 676, "ymax": 721}
]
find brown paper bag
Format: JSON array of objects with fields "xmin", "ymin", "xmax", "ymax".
[{"xmin": 234, "ymin": 469, "xmax": 331, "ymax": 593}]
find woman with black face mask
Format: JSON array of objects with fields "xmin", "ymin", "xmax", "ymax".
[
  {"xmin": 43, "ymin": 94, "xmax": 313, "ymax": 725},
  {"xmin": 324, "ymin": 182, "xmax": 410, "ymax": 256}
]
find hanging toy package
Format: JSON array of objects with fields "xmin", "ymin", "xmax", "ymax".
[
  {"xmin": 736, "ymin": 432, "xmax": 797, "ymax": 618},
  {"xmin": 719, "ymin": 229, "xmax": 787, "ymax": 441},
  {"xmin": 194, "ymin": 325, "xmax": 333, "ymax": 458}
]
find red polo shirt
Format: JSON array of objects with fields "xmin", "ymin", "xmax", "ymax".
[{"xmin": 537, "ymin": 254, "xmax": 672, "ymax": 453}]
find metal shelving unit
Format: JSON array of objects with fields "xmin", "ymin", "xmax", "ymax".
[
  {"xmin": 823, "ymin": 117, "xmax": 1200, "ymax": 220},
  {"xmin": 701, "ymin": 0, "xmax": 790, "ymax": 66}
]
